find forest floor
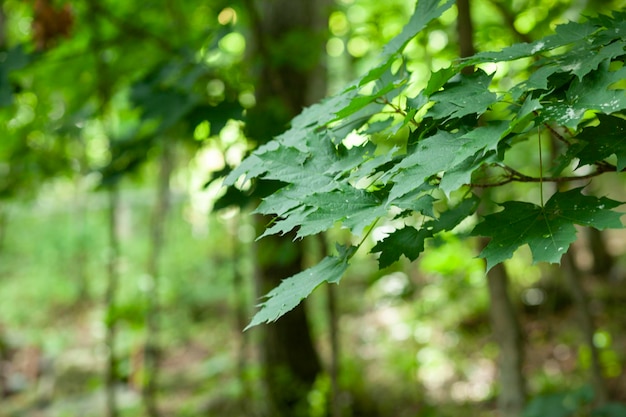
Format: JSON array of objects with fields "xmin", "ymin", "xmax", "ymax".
[{"xmin": 2, "ymin": 264, "xmax": 626, "ymax": 417}]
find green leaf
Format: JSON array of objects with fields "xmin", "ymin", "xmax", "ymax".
[
  {"xmin": 455, "ymin": 120, "xmax": 510, "ymax": 163},
  {"xmin": 334, "ymin": 81, "xmax": 399, "ymax": 120},
  {"xmin": 372, "ymin": 226, "xmax": 427, "ymax": 268},
  {"xmin": 424, "ymin": 66, "xmax": 457, "ymax": 96},
  {"xmin": 441, "ymin": 150, "xmax": 495, "ymax": 195},
  {"xmin": 473, "ymin": 188, "xmax": 624, "ymax": 271},
  {"xmin": 538, "ymin": 63, "xmax": 626, "ymax": 129},
  {"xmin": 428, "ymin": 70, "xmax": 497, "ymax": 120},
  {"xmin": 323, "ymin": 190, "xmax": 387, "ymax": 236},
  {"xmin": 263, "ymin": 185, "xmax": 387, "ymax": 238},
  {"xmin": 387, "ymin": 130, "xmax": 462, "ymax": 202},
  {"xmin": 389, "ymin": 188, "xmax": 436, "ymax": 217},
  {"xmin": 381, "ymin": 0, "xmax": 456, "ymax": 59},
  {"xmin": 575, "ymin": 114, "xmax": 626, "ymax": 171},
  {"xmin": 566, "ymin": 62, "xmax": 626, "ymax": 114},
  {"xmin": 372, "ymin": 195, "xmax": 478, "ymax": 268},
  {"xmin": 245, "ymin": 247, "xmax": 354, "ymax": 330},
  {"xmin": 463, "ymin": 19, "xmax": 600, "ymax": 66}
]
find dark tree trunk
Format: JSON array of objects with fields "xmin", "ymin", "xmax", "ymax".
[
  {"xmin": 230, "ymin": 213, "xmax": 254, "ymax": 415},
  {"xmin": 327, "ymin": 280, "xmax": 341, "ymax": 417},
  {"xmin": 486, "ymin": 260, "xmax": 527, "ymax": 417},
  {"xmin": 252, "ymin": 216, "xmax": 323, "ymax": 417},
  {"xmin": 562, "ymin": 249, "xmax": 608, "ymax": 404},
  {"xmin": 585, "ymin": 228, "xmax": 615, "ymax": 277},
  {"xmin": 457, "ymin": 2, "xmax": 527, "ymax": 413},
  {"xmin": 243, "ymin": 0, "xmax": 329, "ymax": 415}
]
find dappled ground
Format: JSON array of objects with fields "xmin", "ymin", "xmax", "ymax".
[{"xmin": 1, "ymin": 191, "xmax": 626, "ymax": 417}]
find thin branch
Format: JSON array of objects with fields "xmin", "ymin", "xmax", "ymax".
[
  {"xmin": 380, "ymin": 97, "xmax": 420, "ymax": 127},
  {"xmin": 543, "ymin": 123, "xmax": 572, "ymax": 145},
  {"xmin": 469, "ymin": 163, "xmax": 617, "ymax": 188}
]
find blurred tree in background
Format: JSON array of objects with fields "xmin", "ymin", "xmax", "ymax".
[{"xmin": 0, "ymin": 0, "xmax": 626, "ymax": 417}]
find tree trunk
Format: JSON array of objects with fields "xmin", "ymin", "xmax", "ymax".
[
  {"xmin": 142, "ymin": 141, "xmax": 173, "ymax": 417},
  {"xmin": 230, "ymin": 213, "xmax": 253, "ymax": 415},
  {"xmin": 254, "ymin": 230, "xmax": 323, "ymax": 416},
  {"xmin": 457, "ymin": 2, "xmax": 528, "ymax": 413},
  {"xmin": 585, "ymin": 228, "xmax": 614, "ymax": 277},
  {"xmin": 485, "ymin": 258, "xmax": 527, "ymax": 417},
  {"xmin": 104, "ymin": 186, "xmax": 121, "ymax": 417},
  {"xmin": 243, "ymin": 0, "xmax": 329, "ymax": 414},
  {"xmin": 327, "ymin": 282, "xmax": 341, "ymax": 417},
  {"xmin": 561, "ymin": 249, "xmax": 608, "ymax": 404}
]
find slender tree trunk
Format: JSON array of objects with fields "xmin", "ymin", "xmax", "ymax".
[
  {"xmin": 143, "ymin": 141, "xmax": 173, "ymax": 417},
  {"xmin": 230, "ymin": 213, "xmax": 253, "ymax": 415},
  {"xmin": 585, "ymin": 228, "xmax": 614, "ymax": 277},
  {"xmin": 457, "ymin": 2, "xmax": 527, "ymax": 413},
  {"xmin": 253, "ymin": 216, "xmax": 323, "ymax": 417},
  {"xmin": 561, "ymin": 249, "xmax": 608, "ymax": 404},
  {"xmin": 243, "ymin": 0, "xmax": 329, "ymax": 415},
  {"xmin": 485, "ymin": 258, "xmax": 527, "ymax": 417},
  {"xmin": 104, "ymin": 186, "xmax": 121, "ymax": 417},
  {"xmin": 456, "ymin": 0, "xmax": 475, "ymax": 64},
  {"xmin": 327, "ymin": 283, "xmax": 341, "ymax": 417}
]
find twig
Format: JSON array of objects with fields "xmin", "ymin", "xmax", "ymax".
[{"xmin": 469, "ymin": 162, "xmax": 617, "ymax": 188}]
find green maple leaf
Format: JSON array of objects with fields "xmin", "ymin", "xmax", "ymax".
[
  {"xmin": 372, "ymin": 226, "xmax": 427, "ymax": 268},
  {"xmin": 300, "ymin": 186, "xmax": 387, "ymax": 237},
  {"xmin": 245, "ymin": 246, "xmax": 355, "ymax": 330},
  {"xmin": 381, "ymin": 0, "xmax": 456, "ymax": 59},
  {"xmin": 455, "ymin": 121, "xmax": 510, "ymax": 162},
  {"xmin": 259, "ymin": 184, "xmax": 386, "ymax": 239},
  {"xmin": 440, "ymin": 150, "xmax": 495, "ymax": 195},
  {"xmin": 567, "ymin": 63, "xmax": 626, "ymax": 114},
  {"xmin": 372, "ymin": 196, "xmax": 478, "ymax": 268},
  {"xmin": 428, "ymin": 70, "xmax": 497, "ymax": 120},
  {"xmin": 538, "ymin": 63, "xmax": 626, "ymax": 129},
  {"xmin": 464, "ymin": 19, "xmax": 599, "ymax": 66},
  {"xmin": 386, "ymin": 130, "xmax": 462, "ymax": 202},
  {"xmin": 473, "ymin": 188, "xmax": 624, "ymax": 271},
  {"xmin": 575, "ymin": 114, "xmax": 626, "ymax": 171},
  {"xmin": 255, "ymin": 186, "xmax": 307, "ymax": 217},
  {"xmin": 389, "ymin": 190, "xmax": 436, "ymax": 217}
]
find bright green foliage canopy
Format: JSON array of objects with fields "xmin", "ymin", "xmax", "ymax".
[{"xmin": 224, "ymin": 0, "xmax": 626, "ymax": 328}]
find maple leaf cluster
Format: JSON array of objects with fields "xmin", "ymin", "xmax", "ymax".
[{"xmin": 223, "ymin": 1, "xmax": 626, "ymax": 327}]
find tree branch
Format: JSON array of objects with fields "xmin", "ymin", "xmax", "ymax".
[{"xmin": 468, "ymin": 162, "xmax": 617, "ymax": 188}]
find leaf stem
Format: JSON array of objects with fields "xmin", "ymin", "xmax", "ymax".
[{"xmin": 354, "ymin": 218, "xmax": 380, "ymax": 257}]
